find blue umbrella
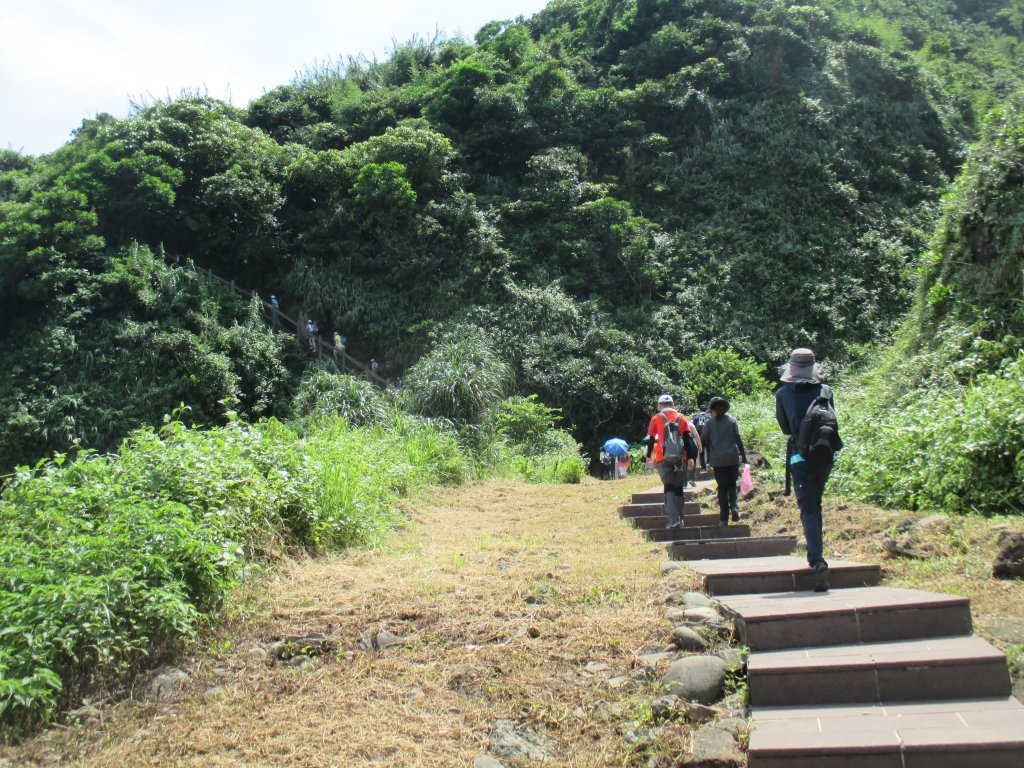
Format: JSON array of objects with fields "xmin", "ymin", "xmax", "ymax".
[{"xmin": 602, "ymin": 438, "xmax": 630, "ymax": 456}]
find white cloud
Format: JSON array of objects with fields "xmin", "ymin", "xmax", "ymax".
[{"xmin": 0, "ymin": 0, "xmax": 551, "ymax": 155}]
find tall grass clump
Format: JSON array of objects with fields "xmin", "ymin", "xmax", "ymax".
[{"xmin": 402, "ymin": 336, "xmax": 586, "ymax": 484}]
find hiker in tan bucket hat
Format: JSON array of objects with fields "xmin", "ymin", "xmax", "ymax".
[{"xmin": 775, "ymin": 348, "xmax": 843, "ymax": 592}]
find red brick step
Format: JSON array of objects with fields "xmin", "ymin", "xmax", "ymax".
[
  {"xmin": 646, "ymin": 523, "xmax": 751, "ymax": 543},
  {"xmin": 686, "ymin": 555, "xmax": 881, "ymax": 595},
  {"xmin": 628, "ymin": 491, "xmax": 698, "ymax": 505},
  {"xmin": 718, "ymin": 587, "xmax": 973, "ymax": 651},
  {"xmin": 619, "ymin": 501, "xmax": 700, "ymax": 518},
  {"xmin": 748, "ymin": 636, "xmax": 1011, "ymax": 707},
  {"xmin": 668, "ymin": 536, "xmax": 796, "ymax": 561},
  {"xmin": 629, "ymin": 513, "xmax": 720, "ymax": 530},
  {"xmin": 748, "ymin": 697, "xmax": 1024, "ymax": 768}
]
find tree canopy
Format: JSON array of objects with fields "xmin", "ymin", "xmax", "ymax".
[{"xmin": 2, "ymin": 0, "xmax": 1024, "ymax": 466}]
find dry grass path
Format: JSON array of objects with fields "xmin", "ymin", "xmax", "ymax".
[
  {"xmin": 5, "ymin": 475, "xmax": 1022, "ymax": 768},
  {"xmin": 7, "ymin": 476, "xmax": 695, "ymax": 768}
]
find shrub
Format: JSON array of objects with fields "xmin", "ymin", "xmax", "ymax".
[
  {"xmin": 293, "ymin": 368, "xmax": 390, "ymax": 427},
  {"xmin": 0, "ymin": 409, "xmax": 478, "ymax": 731},
  {"xmin": 675, "ymin": 350, "xmax": 773, "ymax": 410}
]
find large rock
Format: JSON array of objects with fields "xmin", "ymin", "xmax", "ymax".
[
  {"xmin": 663, "ymin": 656, "xmax": 728, "ymax": 704},
  {"xmin": 680, "ymin": 592, "xmax": 715, "ymax": 609},
  {"xmin": 490, "ymin": 719, "xmax": 555, "ymax": 762},
  {"xmin": 672, "ymin": 626, "xmax": 708, "ymax": 652},
  {"xmin": 993, "ymin": 532, "xmax": 1024, "ymax": 579},
  {"xmin": 683, "ymin": 607, "xmax": 724, "ymax": 625}
]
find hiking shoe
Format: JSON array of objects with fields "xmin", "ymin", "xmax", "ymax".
[
  {"xmin": 730, "ymin": 509, "xmax": 740, "ymax": 522},
  {"xmin": 813, "ymin": 563, "xmax": 830, "ymax": 592},
  {"xmin": 667, "ymin": 521, "xmax": 683, "ymax": 530}
]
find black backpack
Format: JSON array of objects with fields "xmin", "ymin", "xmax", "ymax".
[{"xmin": 796, "ymin": 384, "xmax": 843, "ymax": 463}]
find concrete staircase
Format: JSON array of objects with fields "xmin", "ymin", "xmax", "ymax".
[
  {"xmin": 620, "ymin": 487, "xmax": 797, "ymax": 560},
  {"xmin": 621, "ymin": 488, "xmax": 1024, "ymax": 766}
]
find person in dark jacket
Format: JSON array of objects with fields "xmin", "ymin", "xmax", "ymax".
[
  {"xmin": 690, "ymin": 404, "xmax": 711, "ymax": 471},
  {"xmin": 700, "ymin": 396, "xmax": 748, "ymax": 525},
  {"xmin": 775, "ymin": 348, "xmax": 833, "ymax": 591}
]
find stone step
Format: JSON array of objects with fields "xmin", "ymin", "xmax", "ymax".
[
  {"xmin": 748, "ymin": 636, "xmax": 1011, "ymax": 707},
  {"xmin": 717, "ymin": 586, "xmax": 973, "ymax": 651},
  {"xmin": 668, "ymin": 536, "xmax": 797, "ymax": 561},
  {"xmin": 686, "ymin": 555, "xmax": 882, "ymax": 595},
  {"xmin": 619, "ymin": 501, "xmax": 701, "ymax": 518},
  {"xmin": 748, "ymin": 697, "xmax": 1024, "ymax": 768},
  {"xmin": 646, "ymin": 524, "xmax": 751, "ymax": 543},
  {"xmin": 629, "ymin": 512, "xmax": 720, "ymax": 530}
]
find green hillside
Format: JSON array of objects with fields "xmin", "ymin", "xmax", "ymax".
[{"xmin": 2, "ymin": 0, "xmax": 1024, "ymax": 467}]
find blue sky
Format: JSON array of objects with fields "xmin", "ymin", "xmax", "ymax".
[{"xmin": 0, "ymin": 0, "xmax": 553, "ymax": 155}]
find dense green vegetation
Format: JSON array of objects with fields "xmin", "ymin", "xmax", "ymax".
[
  {"xmin": 4, "ymin": 0, "xmax": 1024, "ymax": 465},
  {"xmin": 0, "ymin": 373, "xmax": 584, "ymax": 730},
  {"xmin": 2, "ymin": 0, "xmax": 1024, "ymax": 736},
  {"xmin": 736, "ymin": 97, "xmax": 1024, "ymax": 514}
]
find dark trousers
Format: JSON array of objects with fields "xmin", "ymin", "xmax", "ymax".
[
  {"xmin": 713, "ymin": 465, "xmax": 740, "ymax": 522},
  {"xmin": 792, "ymin": 459, "xmax": 833, "ymax": 568}
]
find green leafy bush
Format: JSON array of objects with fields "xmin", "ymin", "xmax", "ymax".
[
  {"xmin": 674, "ymin": 350, "xmax": 774, "ymax": 409},
  {"xmin": 293, "ymin": 369, "xmax": 389, "ymax": 427}
]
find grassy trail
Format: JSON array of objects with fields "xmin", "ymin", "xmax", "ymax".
[
  {"xmin": 6, "ymin": 475, "xmax": 694, "ymax": 767},
  {"xmin": 4, "ymin": 475, "xmax": 1022, "ymax": 767}
]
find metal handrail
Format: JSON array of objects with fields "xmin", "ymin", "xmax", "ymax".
[{"xmin": 183, "ymin": 262, "xmax": 389, "ymax": 388}]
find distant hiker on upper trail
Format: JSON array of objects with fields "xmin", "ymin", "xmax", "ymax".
[
  {"xmin": 775, "ymin": 348, "xmax": 844, "ymax": 592},
  {"xmin": 270, "ymin": 293, "xmax": 280, "ymax": 327},
  {"xmin": 305, "ymin": 318, "xmax": 318, "ymax": 352},
  {"xmin": 645, "ymin": 394, "xmax": 698, "ymax": 530},
  {"xmin": 700, "ymin": 396, "xmax": 748, "ymax": 526},
  {"xmin": 333, "ymin": 331, "xmax": 345, "ymax": 363}
]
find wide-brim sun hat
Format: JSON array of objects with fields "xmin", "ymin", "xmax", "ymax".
[
  {"xmin": 708, "ymin": 395, "xmax": 730, "ymax": 413},
  {"xmin": 779, "ymin": 348, "xmax": 823, "ymax": 383}
]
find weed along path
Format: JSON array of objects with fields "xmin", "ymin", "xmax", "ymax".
[{"xmin": 5, "ymin": 476, "xmax": 713, "ymax": 768}]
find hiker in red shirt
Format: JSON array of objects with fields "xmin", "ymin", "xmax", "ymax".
[{"xmin": 645, "ymin": 394, "xmax": 697, "ymax": 529}]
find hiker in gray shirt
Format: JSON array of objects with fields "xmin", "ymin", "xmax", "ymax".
[{"xmin": 700, "ymin": 396, "xmax": 748, "ymax": 525}]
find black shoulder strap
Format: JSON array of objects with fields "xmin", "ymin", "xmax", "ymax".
[{"xmin": 805, "ymin": 384, "xmax": 833, "ymax": 414}]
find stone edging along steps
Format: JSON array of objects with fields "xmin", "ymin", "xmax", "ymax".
[{"xmin": 620, "ymin": 485, "xmax": 1024, "ymax": 767}]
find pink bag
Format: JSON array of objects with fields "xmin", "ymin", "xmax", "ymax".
[{"xmin": 740, "ymin": 465, "xmax": 753, "ymax": 496}]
